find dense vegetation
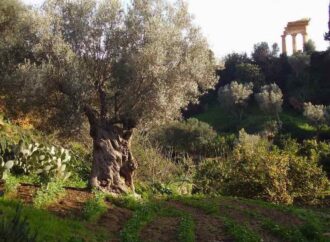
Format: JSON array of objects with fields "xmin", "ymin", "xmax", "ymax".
[{"xmin": 0, "ymin": 0, "xmax": 330, "ymax": 241}]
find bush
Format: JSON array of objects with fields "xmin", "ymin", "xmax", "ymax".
[
  {"xmin": 133, "ymin": 134, "xmax": 183, "ymax": 185},
  {"xmin": 255, "ymin": 83, "xmax": 283, "ymax": 118},
  {"xmin": 298, "ymin": 139, "xmax": 330, "ymax": 178},
  {"xmin": 150, "ymin": 118, "xmax": 218, "ymax": 156},
  {"xmin": 193, "ymin": 158, "xmax": 231, "ymax": 194},
  {"xmin": 193, "ymin": 133, "xmax": 329, "ymax": 204},
  {"xmin": 218, "ymin": 81, "xmax": 253, "ymax": 120},
  {"xmin": 303, "ymin": 102, "xmax": 326, "ymax": 128}
]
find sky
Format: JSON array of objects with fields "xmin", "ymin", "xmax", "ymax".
[{"xmin": 23, "ymin": 0, "xmax": 330, "ymax": 59}]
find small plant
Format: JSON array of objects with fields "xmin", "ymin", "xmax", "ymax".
[
  {"xmin": 223, "ymin": 217, "xmax": 261, "ymax": 242},
  {"xmin": 178, "ymin": 215, "xmax": 195, "ymax": 242},
  {"xmin": 0, "ymin": 205, "xmax": 37, "ymax": 242},
  {"xmin": 33, "ymin": 180, "xmax": 65, "ymax": 208},
  {"xmin": 120, "ymin": 202, "xmax": 159, "ymax": 242},
  {"xmin": 82, "ymin": 191, "xmax": 107, "ymax": 221}
]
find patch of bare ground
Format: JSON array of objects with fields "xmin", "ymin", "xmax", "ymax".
[
  {"xmin": 140, "ymin": 217, "xmax": 180, "ymax": 242},
  {"xmin": 47, "ymin": 187, "xmax": 92, "ymax": 218},
  {"xmin": 167, "ymin": 200, "xmax": 234, "ymax": 242},
  {"xmin": 15, "ymin": 183, "xmax": 40, "ymax": 204},
  {"xmin": 95, "ymin": 203, "xmax": 133, "ymax": 242}
]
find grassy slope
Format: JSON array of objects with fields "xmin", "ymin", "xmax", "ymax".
[
  {"xmin": 0, "ymin": 199, "xmax": 110, "ymax": 242},
  {"xmin": 195, "ymin": 104, "xmax": 330, "ymax": 139}
]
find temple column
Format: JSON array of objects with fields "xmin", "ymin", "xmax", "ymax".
[
  {"xmin": 292, "ymin": 33, "xmax": 297, "ymax": 54},
  {"xmin": 281, "ymin": 35, "xmax": 287, "ymax": 54},
  {"xmin": 302, "ymin": 33, "xmax": 308, "ymax": 44}
]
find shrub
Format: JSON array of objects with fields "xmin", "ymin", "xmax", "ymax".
[
  {"xmin": 194, "ymin": 132, "xmax": 329, "ymax": 204},
  {"xmin": 287, "ymin": 155, "xmax": 329, "ymax": 203},
  {"xmin": 193, "ymin": 158, "xmax": 231, "ymax": 194},
  {"xmin": 218, "ymin": 81, "xmax": 253, "ymax": 120},
  {"xmin": 150, "ymin": 118, "xmax": 218, "ymax": 156},
  {"xmin": 1, "ymin": 140, "xmax": 74, "ymax": 184},
  {"xmin": 133, "ymin": 134, "xmax": 182, "ymax": 185},
  {"xmin": 303, "ymin": 102, "xmax": 326, "ymax": 126},
  {"xmin": 298, "ymin": 139, "xmax": 330, "ymax": 178},
  {"xmin": 255, "ymin": 83, "xmax": 283, "ymax": 119}
]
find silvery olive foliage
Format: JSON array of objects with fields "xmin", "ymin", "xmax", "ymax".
[
  {"xmin": 255, "ymin": 83, "xmax": 283, "ymax": 116},
  {"xmin": 217, "ymin": 81, "xmax": 253, "ymax": 119},
  {"xmin": 303, "ymin": 102, "xmax": 326, "ymax": 126},
  {"xmin": 8, "ymin": 0, "xmax": 216, "ymax": 131},
  {"xmin": 236, "ymin": 129, "xmax": 261, "ymax": 152}
]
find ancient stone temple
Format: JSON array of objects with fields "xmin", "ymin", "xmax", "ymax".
[{"xmin": 281, "ymin": 18, "xmax": 310, "ymax": 54}]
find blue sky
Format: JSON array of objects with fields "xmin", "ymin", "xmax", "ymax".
[{"xmin": 23, "ymin": 0, "xmax": 330, "ymax": 59}]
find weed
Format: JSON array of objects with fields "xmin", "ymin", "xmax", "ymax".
[
  {"xmin": 178, "ymin": 215, "xmax": 195, "ymax": 242},
  {"xmin": 82, "ymin": 191, "xmax": 107, "ymax": 221},
  {"xmin": 33, "ymin": 181, "xmax": 65, "ymax": 208},
  {"xmin": 222, "ymin": 217, "xmax": 261, "ymax": 242}
]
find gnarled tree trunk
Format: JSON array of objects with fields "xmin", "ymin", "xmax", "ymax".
[{"xmin": 85, "ymin": 107, "xmax": 137, "ymax": 194}]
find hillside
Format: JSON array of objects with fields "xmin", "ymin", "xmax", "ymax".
[
  {"xmin": 195, "ymin": 104, "xmax": 330, "ymax": 140},
  {"xmin": 1, "ymin": 183, "xmax": 330, "ymax": 242}
]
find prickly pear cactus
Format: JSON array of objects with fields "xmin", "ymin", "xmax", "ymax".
[
  {"xmin": 0, "ymin": 157, "xmax": 14, "ymax": 179},
  {"xmin": 0, "ymin": 139, "xmax": 15, "ymax": 179},
  {"xmin": 14, "ymin": 142, "xmax": 72, "ymax": 181}
]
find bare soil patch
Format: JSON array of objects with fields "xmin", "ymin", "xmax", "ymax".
[
  {"xmin": 47, "ymin": 187, "xmax": 92, "ymax": 218},
  {"xmin": 140, "ymin": 216, "xmax": 180, "ymax": 242},
  {"xmin": 15, "ymin": 183, "xmax": 39, "ymax": 204},
  {"xmin": 96, "ymin": 203, "xmax": 133, "ymax": 242}
]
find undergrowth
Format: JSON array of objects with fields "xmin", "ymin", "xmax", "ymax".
[
  {"xmin": 33, "ymin": 181, "xmax": 65, "ymax": 208},
  {"xmin": 116, "ymin": 196, "xmax": 196, "ymax": 242},
  {"xmin": 82, "ymin": 191, "xmax": 107, "ymax": 221}
]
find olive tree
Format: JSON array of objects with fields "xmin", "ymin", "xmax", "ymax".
[
  {"xmin": 0, "ymin": 0, "xmax": 38, "ymax": 94},
  {"xmin": 7, "ymin": 0, "xmax": 216, "ymax": 193},
  {"xmin": 303, "ymin": 102, "xmax": 326, "ymax": 138},
  {"xmin": 255, "ymin": 83, "xmax": 283, "ymax": 121},
  {"xmin": 218, "ymin": 81, "xmax": 253, "ymax": 120}
]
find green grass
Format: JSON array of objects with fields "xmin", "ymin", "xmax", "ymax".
[
  {"xmin": 33, "ymin": 181, "xmax": 66, "ymax": 209},
  {"xmin": 82, "ymin": 191, "xmax": 107, "ymax": 222},
  {"xmin": 0, "ymin": 198, "xmax": 110, "ymax": 242},
  {"xmin": 172, "ymin": 195, "xmax": 330, "ymax": 242},
  {"xmin": 178, "ymin": 215, "xmax": 195, "ymax": 242},
  {"xmin": 175, "ymin": 196, "xmax": 261, "ymax": 241},
  {"xmin": 222, "ymin": 217, "xmax": 261, "ymax": 242},
  {"xmin": 115, "ymin": 196, "xmax": 196, "ymax": 242},
  {"xmin": 194, "ymin": 104, "xmax": 330, "ymax": 140}
]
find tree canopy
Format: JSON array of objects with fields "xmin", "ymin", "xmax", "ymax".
[{"xmin": 4, "ymin": 0, "xmax": 216, "ymax": 133}]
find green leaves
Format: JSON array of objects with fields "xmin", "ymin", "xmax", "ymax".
[{"xmin": 0, "ymin": 139, "xmax": 74, "ymax": 183}]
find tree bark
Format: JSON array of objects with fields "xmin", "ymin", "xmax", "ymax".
[{"xmin": 85, "ymin": 106, "xmax": 137, "ymax": 194}]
